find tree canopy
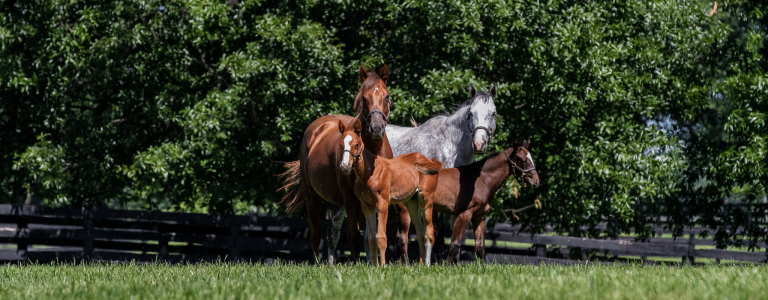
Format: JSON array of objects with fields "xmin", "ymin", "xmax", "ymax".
[{"xmin": 2, "ymin": 0, "xmax": 766, "ymax": 243}]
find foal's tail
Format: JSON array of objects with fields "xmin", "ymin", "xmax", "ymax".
[
  {"xmin": 413, "ymin": 158, "xmax": 443, "ymax": 175},
  {"xmin": 276, "ymin": 160, "xmax": 307, "ymax": 213}
]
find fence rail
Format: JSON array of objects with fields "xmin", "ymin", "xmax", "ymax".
[{"xmin": 1, "ymin": 205, "xmax": 766, "ymax": 265}]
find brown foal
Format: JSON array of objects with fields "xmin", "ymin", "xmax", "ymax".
[
  {"xmin": 432, "ymin": 140, "xmax": 540, "ymax": 263},
  {"xmin": 339, "ymin": 119, "xmax": 442, "ymax": 266}
]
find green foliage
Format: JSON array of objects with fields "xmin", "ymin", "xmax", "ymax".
[
  {"xmin": 1, "ymin": 263, "xmax": 767, "ymax": 299},
  {"xmin": 670, "ymin": 0, "xmax": 768, "ymax": 247},
  {"xmin": 0, "ymin": 0, "xmax": 765, "ymax": 243},
  {"xmin": 1, "ymin": 0, "xmax": 349, "ymax": 212}
]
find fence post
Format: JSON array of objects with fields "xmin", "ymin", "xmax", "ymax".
[
  {"xmin": 156, "ymin": 224, "xmax": 168, "ymax": 262},
  {"xmin": 687, "ymin": 233, "xmax": 695, "ymax": 265},
  {"xmin": 229, "ymin": 221, "xmax": 241, "ymax": 261},
  {"xmin": 534, "ymin": 244, "xmax": 546, "ymax": 258},
  {"xmin": 82, "ymin": 208, "xmax": 94, "ymax": 261},
  {"xmin": 17, "ymin": 218, "xmax": 28, "ymax": 260}
]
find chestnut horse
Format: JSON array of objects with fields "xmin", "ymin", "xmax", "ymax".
[
  {"xmin": 279, "ymin": 66, "xmax": 393, "ymax": 265},
  {"xmin": 432, "ymin": 140, "xmax": 540, "ymax": 263},
  {"xmin": 339, "ymin": 119, "xmax": 442, "ymax": 266}
]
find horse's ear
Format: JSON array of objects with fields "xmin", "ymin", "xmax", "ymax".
[
  {"xmin": 522, "ymin": 139, "xmax": 530, "ymax": 148},
  {"xmin": 353, "ymin": 119, "xmax": 363, "ymax": 133},
  {"xmin": 379, "ymin": 65, "xmax": 388, "ymax": 83},
  {"xmin": 359, "ymin": 66, "xmax": 368, "ymax": 82},
  {"xmin": 469, "ymin": 84, "xmax": 477, "ymax": 98},
  {"xmin": 490, "ymin": 84, "xmax": 497, "ymax": 99},
  {"xmin": 338, "ymin": 120, "xmax": 346, "ymax": 133}
]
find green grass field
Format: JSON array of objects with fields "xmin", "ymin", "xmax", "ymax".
[{"xmin": 1, "ymin": 262, "xmax": 767, "ymax": 299}]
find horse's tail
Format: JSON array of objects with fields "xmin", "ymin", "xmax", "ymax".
[
  {"xmin": 413, "ymin": 158, "xmax": 442, "ymax": 175},
  {"xmin": 409, "ymin": 116, "xmax": 419, "ymax": 127},
  {"xmin": 276, "ymin": 160, "xmax": 307, "ymax": 213}
]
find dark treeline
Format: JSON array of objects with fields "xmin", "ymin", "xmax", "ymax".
[{"xmin": 1, "ymin": 0, "xmax": 766, "ymax": 247}]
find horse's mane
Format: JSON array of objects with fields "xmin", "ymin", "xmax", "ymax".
[
  {"xmin": 353, "ymin": 72, "xmax": 384, "ymax": 114},
  {"xmin": 456, "ymin": 90, "xmax": 493, "ymax": 110},
  {"xmin": 473, "ymin": 146, "xmax": 524, "ymax": 168},
  {"xmin": 436, "ymin": 90, "xmax": 494, "ymax": 118},
  {"xmin": 477, "ymin": 152, "xmax": 501, "ymax": 164}
]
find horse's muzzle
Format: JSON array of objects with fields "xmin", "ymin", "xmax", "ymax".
[
  {"xmin": 525, "ymin": 171, "xmax": 541, "ymax": 188},
  {"xmin": 473, "ymin": 137, "xmax": 488, "ymax": 154},
  {"xmin": 368, "ymin": 122, "xmax": 386, "ymax": 140},
  {"xmin": 339, "ymin": 162, "xmax": 353, "ymax": 175}
]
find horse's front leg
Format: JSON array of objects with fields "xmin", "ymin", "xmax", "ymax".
[
  {"xmin": 403, "ymin": 198, "xmax": 426, "ymax": 265},
  {"xmin": 375, "ymin": 199, "xmax": 390, "ymax": 266},
  {"xmin": 361, "ymin": 203, "xmax": 379, "ymax": 266},
  {"xmin": 447, "ymin": 210, "xmax": 472, "ymax": 264},
  {"xmin": 471, "ymin": 214, "xmax": 487, "ymax": 262}
]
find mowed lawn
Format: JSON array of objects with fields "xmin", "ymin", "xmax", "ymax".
[{"xmin": 1, "ymin": 262, "xmax": 767, "ymax": 299}]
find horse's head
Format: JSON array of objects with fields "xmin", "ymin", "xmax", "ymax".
[
  {"xmin": 338, "ymin": 119, "xmax": 364, "ymax": 175},
  {"xmin": 507, "ymin": 140, "xmax": 540, "ymax": 188},
  {"xmin": 354, "ymin": 65, "xmax": 390, "ymax": 140},
  {"xmin": 466, "ymin": 84, "xmax": 498, "ymax": 154}
]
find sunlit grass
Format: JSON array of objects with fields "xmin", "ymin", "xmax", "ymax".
[{"xmin": 1, "ymin": 261, "xmax": 767, "ymax": 299}]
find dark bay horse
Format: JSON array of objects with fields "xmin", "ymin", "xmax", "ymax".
[
  {"xmin": 279, "ymin": 66, "xmax": 393, "ymax": 265},
  {"xmin": 432, "ymin": 140, "xmax": 540, "ymax": 263},
  {"xmin": 339, "ymin": 119, "xmax": 442, "ymax": 266},
  {"xmin": 386, "ymin": 85, "xmax": 498, "ymax": 262}
]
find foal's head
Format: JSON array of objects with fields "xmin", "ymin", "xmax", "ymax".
[
  {"xmin": 507, "ymin": 140, "xmax": 540, "ymax": 188},
  {"xmin": 354, "ymin": 65, "xmax": 390, "ymax": 140},
  {"xmin": 465, "ymin": 84, "xmax": 498, "ymax": 154},
  {"xmin": 338, "ymin": 119, "xmax": 364, "ymax": 175}
]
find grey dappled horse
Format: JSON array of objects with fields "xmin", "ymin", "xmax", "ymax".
[{"xmin": 387, "ymin": 84, "xmax": 498, "ymax": 167}]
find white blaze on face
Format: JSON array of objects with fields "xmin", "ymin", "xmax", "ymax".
[
  {"xmin": 342, "ymin": 135, "xmax": 353, "ymax": 166},
  {"xmin": 470, "ymin": 97, "xmax": 497, "ymax": 141},
  {"xmin": 526, "ymin": 151, "xmax": 535, "ymax": 168}
]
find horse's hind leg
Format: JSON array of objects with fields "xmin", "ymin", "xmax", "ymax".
[
  {"xmin": 327, "ymin": 204, "xmax": 346, "ymax": 266},
  {"xmin": 305, "ymin": 195, "xmax": 324, "ymax": 264},
  {"xmin": 421, "ymin": 193, "xmax": 435, "ymax": 267},
  {"xmin": 403, "ymin": 199, "xmax": 426, "ymax": 265},
  {"xmin": 343, "ymin": 197, "xmax": 364, "ymax": 264},
  {"xmin": 395, "ymin": 203, "xmax": 411, "ymax": 264}
]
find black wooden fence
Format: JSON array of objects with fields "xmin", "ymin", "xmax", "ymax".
[{"xmin": 1, "ymin": 205, "xmax": 766, "ymax": 265}]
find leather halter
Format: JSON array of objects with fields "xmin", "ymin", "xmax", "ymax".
[
  {"xmin": 472, "ymin": 125, "xmax": 494, "ymax": 139},
  {"xmin": 342, "ymin": 147, "xmax": 363, "ymax": 165},
  {"xmin": 362, "ymin": 101, "xmax": 390, "ymax": 123},
  {"xmin": 503, "ymin": 150, "xmax": 536, "ymax": 179},
  {"xmin": 467, "ymin": 110, "xmax": 495, "ymax": 140}
]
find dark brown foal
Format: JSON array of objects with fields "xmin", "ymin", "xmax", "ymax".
[{"xmin": 431, "ymin": 141, "xmax": 540, "ymax": 263}]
